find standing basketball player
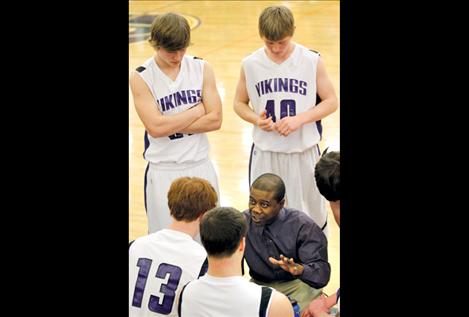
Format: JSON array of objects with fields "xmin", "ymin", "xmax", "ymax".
[
  {"xmin": 129, "ymin": 177, "xmax": 218, "ymax": 317},
  {"xmin": 233, "ymin": 5, "xmax": 338, "ymax": 234},
  {"xmin": 130, "ymin": 13, "xmax": 222, "ymax": 234},
  {"xmin": 179, "ymin": 207, "xmax": 294, "ymax": 317}
]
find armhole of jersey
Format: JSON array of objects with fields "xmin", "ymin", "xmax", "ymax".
[
  {"xmin": 259, "ymin": 286, "xmax": 273, "ymax": 317},
  {"xmin": 178, "ymin": 283, "xmax": 189, "ymax": 317},
  {"xmin": 308, "ymin": 49, "xmax": 321, "ymax": 56},
  {"xmin": 129, "ymin": 240, "xmax": 135, "ymax": 249},
  {"xmin": 304, "ymin": 49, "xmax": 322, "ymax": 108},
  {"xmin": 241, "ymin": 255, "xmax": 245, "ymax": 276},
  {"xmin": 135, "ymin": 66, "xmax": 146, "ymax": 73},
  {"xmin": 198, "ymin": 257, "xmax": 208, "ymax": 278}
]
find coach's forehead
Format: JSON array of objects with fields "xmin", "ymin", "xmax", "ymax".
[{"xmin": 250, "ymin": 187, "xmax": 276, "ymax": 201}]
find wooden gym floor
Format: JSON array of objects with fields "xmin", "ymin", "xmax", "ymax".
[{"xmin": 129, "ymin": 0, "xmax": 340, "ymax": 295}]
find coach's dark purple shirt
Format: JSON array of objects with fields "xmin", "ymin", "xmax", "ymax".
[{"xmin": 243, "ymin": 208, "xmax": 330, "ymax": 289}]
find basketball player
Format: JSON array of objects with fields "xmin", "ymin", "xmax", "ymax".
[
  {"xmin": 303, "ymin": 150, "xmax": 340, "ymax": 317},
  {"xmin": 129, "ymin": 177, "xmax": 218, "ymax": 317},
  {"xmin": 233, "ymin": 5, "xmax": 338, "ymax": 235},
  {"xmin": 130, "ymin": 12, "xmax": 222, "ymax": 234},
  {"xmin": 179, "ymin": 207, "xmax": 294, "ymax": 317}
]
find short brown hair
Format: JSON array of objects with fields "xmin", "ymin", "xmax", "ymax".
[
  {"xmin": 258, "ymin": 5, "xmax": 295, "ymax": 41},
  {"xmin": 200, "ymin": 207, "xmax": 247, "ymax": 258},
  {"xmin": 148, "ymin": 13, "xmax": 190, "ymax": 51},
  {"xmin": 167, "ymin": 177, "xmax": 218, "ymax": 222}
]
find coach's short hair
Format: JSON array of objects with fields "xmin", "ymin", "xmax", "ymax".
[
  {"xmin": 200, "ymin": 207, "xmax": 247, "ymax": 258},
  {"xmin": 315, "ymin": 151, "xmax": 340, "ymax": 202},
  {"xmin": 251, "ymin": 173, "xmax": 285, "ymax": 202},
  {"xmin": 258, "ymin": 5, "xmax": 295, "ymax": 41},
  {"xmin": 149, "ymin": 12, "xmax": 191, "ymax": 51},
  {"xmin": 167, "ymin": 177, "xmax": 218, "ymax": 222}
]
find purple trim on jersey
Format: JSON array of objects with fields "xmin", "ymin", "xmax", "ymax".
[
  {"xmin": 316, "ymin": 120, "xmax": 323, "ymax": 140},
  {"xmin": 198, "ymin": 258, "xmax": 208, "ymax": 278},
  {"xmin": 260, "ymin": 287, "xmax": 273, "ymax": 317},
  {"xmin": 314, "ymin": 94, "xmax": 323, "ymax": 140},
  {"xmin": 144, "ymin": 163, "xmax": 149, "ymax": 217},
  {"xmin": 143, "ymin": 131, "xmax": 150, "ymax": 159},
  {"xmin": 336, "ymin": 288, "xmax": 340, "ymax": 303},
  {"xmin": 143, "ymin": 131, "xmax": 150, "ymax": 222},
  {"xmin": 321, "ymin": 219, "xmax": 328, "ymax": 231},
  {"xmin": 178, "ymin": 283, "xmax": 188, "ymax": 317},
  {"xmin": 248, "ymin": 143, "xmax": 255, "ymax": 185}
]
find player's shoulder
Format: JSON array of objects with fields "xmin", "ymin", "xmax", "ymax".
[
  {"xmin": 129, "ymin": 232, "xmax": 157, "ymax": 251},
  {"xmin": 295, "ymin": 43, "xmax": 321, "ymax": 59},
  {"xmin": 268, "ymin": 289, "xmax": 294, "ymax": 317},
  {"xmin": 184, "ymin": 54, "xmax": 206, "ymax": 66},
  {"xmin": 133, "ymin": 57, "xmax": 154, "ymax": 74},
  {"xmin": 173, "ymin": 233, "xmax": 207, "ymax": 259},
  {"xmin": 242, "ymin": 47, "xmax": 265, "ymax": 63},
  {"xmin": 180, "ymin": 274, "xmax": 205, "ymax": 297},
  {"xmin": 189, "ymin": 240, "xmax": 208, "ymax": 258}
]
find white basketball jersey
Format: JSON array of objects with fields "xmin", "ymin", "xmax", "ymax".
[
  {"xmin": 129, "ymin": 229, "xmax": 207, "ymax": 317},
  {"xmin": 136, "ymin": 55, "xmax": 210, "ymax": 163},
  {"xmin": 243, "ymin": 44, "xmax": 321, "ymax": 153},
  {"xmin": 179, "ymin": 275, "xmax": 274, "ymax": 317}
]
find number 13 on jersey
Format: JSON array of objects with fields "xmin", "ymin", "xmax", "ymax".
[
  {"xmin": 264, "ymin": 99, "xmax": 296, "ymax": 122},
  {"xmin": 132, "ymin": 258, "xmax": 182, "ymax": 314}
]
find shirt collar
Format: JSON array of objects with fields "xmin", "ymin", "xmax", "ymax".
[{"xmin": 264, "ymin": 208, "xmax": 286, "ymax": 229}]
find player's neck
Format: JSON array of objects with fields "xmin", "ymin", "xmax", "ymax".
[
  {"xmin": 168, "ymin": 220, "xmax": 198, "ymax": 239},
  {"xmin": 207, "ymin": 256, "xmax": 243, "ymax": 277},
  {"xmin": 154, "ymin": 55, "xmax": 182, "ymax": 80},
  {"xmin": 265, "ymin": 42, "xmax": 295, "ymax": 64},
  {"xmin": 329, "ymin": 201, "xmax": 340, "ymax": 228}
]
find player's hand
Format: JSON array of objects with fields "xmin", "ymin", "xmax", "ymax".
[
  {"xmin": 268, "ymin": 254, "xmax": 303, "ymax": 276},
  {"xmin": 307, "ymin": 294, "xmax": 330, "ymax": 316},
  {"xmin": 274, "ymin": 116, "xmax": 303, "ymax": 136},
  {"xmin": 301, "ymin": 309, "xmax": 313, "ymax": 317},
  {"xmin": 257, "ymin": 110, "xmax": 275, "ymax": 132}
]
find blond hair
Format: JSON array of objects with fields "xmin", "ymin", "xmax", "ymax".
[
  {"xmin": 148, "ymin": 13, "xmax": 190, "ymax": 51},
  {"xmin": 258, "ymin": 5, "xmax": 295, "ymax": 41}
]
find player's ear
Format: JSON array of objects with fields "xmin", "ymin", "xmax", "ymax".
[
  {"xmin": 239, "ymin": 237, "xmax": 245, "ymax": 252},
  {"xmin": 198, "ymin": 212, "xmax": 206, "ymax": 221}
]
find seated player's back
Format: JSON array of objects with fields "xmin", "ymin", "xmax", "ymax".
[
  {"xmin": 129, "ymin": 229, "xmax": 207, "ymax": 317},
  {"xmin": 180, "ymin": 274, "xmax": 274, "ymax": 317}
]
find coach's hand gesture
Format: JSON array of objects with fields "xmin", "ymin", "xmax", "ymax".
[{"xmin": 269, "ymin": 254, "xmax": 304, "ymax": 276}]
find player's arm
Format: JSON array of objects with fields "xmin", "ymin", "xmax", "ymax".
[
  {"xmin": 130, "ymin": 72, "xmax": 205, "ymax": 138},
  {"xmin": 179, "ymin": 62, "xmax": 222, "ymax": 133},
  {"xmin": 275, "ymin": 57, "xmax": 338, "ymax": 136},
  {"xmin": 267, "ymin": 290, "xmax": 294, "ymax": 317},
  {"xmin": 233, "ymin": 66, "xmax": 275, "ymax": 132}
]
